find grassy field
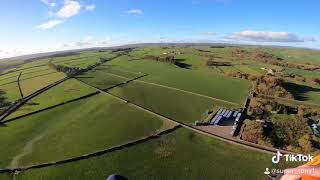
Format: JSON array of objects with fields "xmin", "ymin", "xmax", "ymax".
[
  {"xmin": 0, "ymin": 173, "xmax": 11, "ymax": 180},
  {"xmin": 284, "ymin": 67, "xmax": 320, "ymax": 78},
  {"xmin": 109, "ymin": 81, "xmax": 237, "ymax": 124},
  {"xmin": 14, "ymin": 127, "xmax": 296, "ymax": 180},
  {"xmin": 76, "ymin": 69, "xmax": 129, "ymax": 90},
  {"xmin": 105, "ymin": 56, "xmax": 251, "ymax": 104},
  {"xmin": 0, "ymin": 93, "xmax": 165, "ymax": 168},
  {"xmin": 262, "ymin": 48, "xmax": 320, "ymax": 65},
  {"xmin": 5, "ymin": 79, "xmax": 96, "ymax": 120},
  {"xmin": 0, "ymin": 83, "xmax": 22, "ymax": 103},
  {"xmin": 284, "ymin": 81, "xmax": 320, "ymax": 105},
  {"xmin": 20, "ymin": 72, "xmax": 66, "ymax": 96}
]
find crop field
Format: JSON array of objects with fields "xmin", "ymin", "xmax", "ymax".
[
  {"xmin": 0, "ymin": 94, "xmax": 166, "ymax": 168},
  {"xmin": 13, "ymin": 127, "xmax": 296, "ymax": 180},
  {"xmin": 105, "ymin": 56, "xmax": 251, "ymax": 104},
  {"xmin": 5, "ymin": 79, "xmax": 97, "ymax": 120}
]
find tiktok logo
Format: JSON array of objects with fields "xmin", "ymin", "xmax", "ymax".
[{"xmin": 272, "ymin": 151, "xmax": 283, "ymax": 164}]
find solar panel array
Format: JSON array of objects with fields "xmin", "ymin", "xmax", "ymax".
[{"xmin": 210, "ymin": 108, "xmax": 242, "ymax": 126}]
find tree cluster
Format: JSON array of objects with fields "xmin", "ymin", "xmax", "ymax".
[
  {"xmin": 283, "ymin": 73, "xmax": 320, "ymax": 85},
  {"xmin": 144, "ymin": 55, "xmax": 176, "ymax": 64},
  {"xmin": 205, "ymin": 58, "xmax": 231, "ymax": 67},
  {"xmin": 48, "ymin": 62, "xmax": 81, "ymax": 76},
  {"xmin": 255, "ymin": 76, "xmax": 293, "ymax": 98},
  {"xmin": 232, "ymin": 48, "xmax": 320, "ymax": 71},
  {"xmin": 224, "ymin": 71, "xmax": 259, "ymax": 81}
]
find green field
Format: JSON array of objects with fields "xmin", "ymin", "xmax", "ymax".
[
  {"xmin": 20, "ymin": 72, "xmax": 66, "ymax": 96},
  {"xmin": 76, "ymin": 69, "xmax": 131, "ymax": 90},
  {"xmin": 284, "ymin": 67, "xmax": 320, "ymax": 78},
  {"xmin": 109, "ymin": 81, "xmax": 236, "ymax": 124},
  {"xmin": 5, "ymin": 79, "xmax": 96, "ymax": 120},
  {"xmin": 0, "ymin": 94, "xmax": 165, "ymax": 168},
  {"xmin": 0, "ymin": 83, "xmax": 21, "ymax": 103},
  {"xmin": 14, "ymin": 127, "xmax": 295, "ymax": 180},
  {"xmin": 262, "ymin": 48, "xmax": 320, "ymax": 65},
  {"xmin": 105, "ymin": 56, "xmax": 251, "ymax": 104},
  {"xmin": 284, "ymin": 81, "xmax": 320, "ymax": 105}
]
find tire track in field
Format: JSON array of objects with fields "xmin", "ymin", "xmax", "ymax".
[
  {"xmin": 8, "ymin": 134, "xmax": 45, "ymax": 169},
  {"xmin": 97, "ymin": 70, "xmax": 239, "ymax": 106}
]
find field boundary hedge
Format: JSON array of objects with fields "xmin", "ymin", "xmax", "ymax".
[
  {"xmin": 0, "ymin": 125, "xmax": 181, "ymax": 173},
  {"xmin": 2, "ymin": 91, "xmax": 100, "ymax": 123},
  {"xmin": 0, "ymin": 71, "xmax": 60, "ymax": 87},
  {"xmin": 0, "ymin": 76, "xmax": 70, "ymax": 122},
  {"xmin": 17, "ymin": 72, "xmax": 23, "ymax": 98}
]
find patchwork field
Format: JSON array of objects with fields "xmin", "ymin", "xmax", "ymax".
[
  {"xmin": 109, "ymin": 81, "xmax": 236, "ymax": 124},
  {"xmin": 20, "ymin": 72, "xmax": 66, "ymax": 96},
  {"xmin": 0, "ymin": 94, "xmax": 166, "ymax": 168},
  {"xmin": 0, "ymin": 83, "xmax": 22, "ymax": 103},
  {"xmin": 105, "ymin": 56, "xmax": 251, "ymax": 104},
  {"xmin": 13, "ymin": 128, "xmax": 296, "ymax": 180},
  {"xmin": 5, "ymin": 79, "xmax": 97, "ymax": 120},
  {"xmin": 0, "ymin": 46, "xmax": 317, "ymax": 179}
]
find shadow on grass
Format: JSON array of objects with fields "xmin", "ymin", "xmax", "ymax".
[
  {"xmin": 174, "ymin": 59, "xmax": 192, "ymax": 69},
  {"xmin": 76, "ymin": 76, "xmax": 94, "ymax": 79},
  {"xmin": 283, "ymin": 82, "xmax": 320, "ymax": 101}
]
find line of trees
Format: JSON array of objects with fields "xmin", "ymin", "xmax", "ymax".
[
  {"xmin": 283, "ymin": 73, "xmax": 320, "ymax": 85},
  {"xmin": 224, "ymin": 71, "xmax": 259, "ymax": 81},
  {"xmin": 48, "ymin": 62, "xmax": 81, "ymax": 76},
  {"xmin": 255, "ymin": 76, "xmax": 293, "ymax": 98},
  {"xmin": 144, "ymin": 55, "xmax": 176, "ymax": 64},
  {"xmin": 232, "ymin": 48, "xmax": 320, "ymax": 71}
]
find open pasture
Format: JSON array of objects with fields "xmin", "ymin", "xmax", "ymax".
[
  {"xmin": 14, "ymin": 128, "xmax": 296, "ymax": 180},
  {"xmin": 0, "ymin": 94, "xmax": 165, "ymax": 168}
]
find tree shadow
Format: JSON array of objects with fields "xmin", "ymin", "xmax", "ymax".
[
  {"xmin": 76, "ymin": 76, "xmax": 94, "ymax": 79},
  {"xmin": 174, "ymin": 58, "xmax": 191, "ymax": 69},
  {"xmin": 0, "ymin": 90, "xmax": 10, "ymax": 108},
  {"xmin": 283, "ymin": 82, "xmax": 320, "ymax": 101}
]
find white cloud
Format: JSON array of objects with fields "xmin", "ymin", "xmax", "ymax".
[
  {"xmin": 85, "ymin": 4, "xmax": 96, "ymax": 11},
  {"xmin": 226, "ymin": 30, "xmax": 315, "ymax": 43},
  {"xmin": 38, "ymin": 20, "xmax": 64, "ymax": 29},
  {"xmin": 56, "ymin": 0, "xmax": 82, "ymax": 18},
  {"xmin": 199, "ymin": 32, "xmax": 216, "ymax": 36},
  {"xmin": 126, "ymin": 9, "xmax": 144, "ymax": 15},
  {"xmin": 41, "ymin": 0, "xmax": 56, "ymax": 7}
]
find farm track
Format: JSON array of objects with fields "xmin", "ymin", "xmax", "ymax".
[{"xmin": 97, "ymin": 70, "xmax": 239, "ymax": 106}]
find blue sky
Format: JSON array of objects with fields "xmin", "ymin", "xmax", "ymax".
[{"xmin": 0, "ymin": 0, "xmax": 319, "ymax": 58}]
